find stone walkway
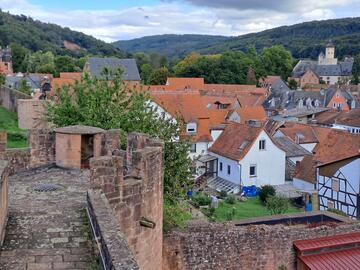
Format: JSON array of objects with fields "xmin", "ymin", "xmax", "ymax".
[{"xmin": 0, "ymin": 167, "xmax": 97, "ymax": 270}]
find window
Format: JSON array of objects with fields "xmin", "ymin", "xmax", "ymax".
[
  {"xmin": 219, "ymin": 162, "xmax": 223, "ymax": 172},
  {"xmin": 186, "ymin": 122, "xmax": 197, "ymax": 134},
  {"xmin": 227, "ymin": 165, "xmax": 231, "ymax": 175},
  {"xmin": 259, "ymin": 140, "xmax": 266, "ymax": 150},
  {"xmin": 332, "ymin": 178, "xmax": 339, "ymax": 192},
  {"xmin": 250, "ymin": 165, "xmax": 257, "ymax": 177},
  {"xmin": 333, "ymin": 102, "xmax": 337, "ymax": 108},
  {"xmin": 190, "ymin": 143, "xmax": 196, "ymax": 153}
]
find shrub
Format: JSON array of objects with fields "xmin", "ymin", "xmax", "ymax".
[
  {"xmin": 266, "ymin": 195, "xmax": 290, "ymax": 215},
  {"xmin": 192, "ymin": 192, "xmax": 211, "ymax": 207},
  {"xmin": 163, "ymin": 199, "xmax": 192, "ymax": 232},
  {"xmin": 219, "ymin": 190, "xmax": 227, "ymax": 199},
  {"xmin": 225, "ymin": 194, "xmax": 236, "ymax": 204},
  {"xmin": 203, "ymin": 207, "xmax": 215, "ymax": 218},
  {"xmin": 259, "ymin": 185, "xmax": 276, "ymax": 204}
]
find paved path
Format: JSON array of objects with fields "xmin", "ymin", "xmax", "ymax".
[{"xmin": 0, "ymin": 167, "xmax": 97, "ymax": 270}]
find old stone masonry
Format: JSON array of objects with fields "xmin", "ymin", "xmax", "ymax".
[{"xmin": 0, "ymin": 167, "xmax": 96, "ymax": 270}]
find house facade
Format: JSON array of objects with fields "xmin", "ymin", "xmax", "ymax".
[
  {"xmin": 318, "ymin": 156, "xmax": 360, "ymax": 219},
  {"xmin": 209, "ymin": 123, "xmax": 286, "ymax": 187}
]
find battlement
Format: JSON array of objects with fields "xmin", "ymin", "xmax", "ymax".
[{"xmin": 89, "ymin": 132, "xmax": 164, "ymax": 270}]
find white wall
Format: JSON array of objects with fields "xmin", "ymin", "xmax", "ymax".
[
  {"xmin": 209, "ymin": 130, "xmax": 223, "ymax": 147},
  {"xmin": 300, "ymin": 143, "xmax": 316, "ymax": 152},
  {"xmin": 210, "ymin": 130, "xmax": 286, "ymax": 187},
  {"xmin": 289, "ymin": 156, "xmax": 304, "ymax": 164},
  {"xmin": 333, "ymin": 124, "xmax": 360, "ymax": 134},
  {"xmin": 210, "ymin": 153, "xmax": 241, "ymax": 185},
  {"xmin": 189, "ymin": 142, "xmax": 209, "ymax": 160},
  {"xmin": 293, "ymin": 178, "xmax": 316, "ymax": 192},
  {"xmin": 240, "ymin": 130, "xmax": 286, "ymax": 187},
  {"xmin": 318, "ymin": 158, "xmax": 360, "ymax": 218}
]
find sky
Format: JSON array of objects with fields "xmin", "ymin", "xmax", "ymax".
[{"xmin": 0, "ymin": 0, "xmax": 360, "ymax": 42}]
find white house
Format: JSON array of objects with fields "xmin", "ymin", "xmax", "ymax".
[
  {"xmin": 208, "ymin": 123, "xmax": 286, "ymax": 188},
  {"xmin": 318, "ymin": 156, "xmax": 360, "ymax": 219}
]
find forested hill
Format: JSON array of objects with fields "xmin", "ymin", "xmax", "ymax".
[
  {"xmin": 112, "ymin": 34, "xmax": 229, "ymax": 58},
  {"xmin": 114, "ymin": 17, "xmax": 360, "ymax": 59},
  {"xmin": 0, "ymin": 10, "xmax": 123, "ymax": 57}
]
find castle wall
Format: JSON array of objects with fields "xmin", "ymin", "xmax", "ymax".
[
  {"xmin": 90, "ymin": 132, "xmax": 164, "ymax": 270},
  {"xmin": 0, "ymin": 86, "xmax": 31, "ymax": 113},
  {"xmin": 163, "ymin": 216, "xmax": 360, "ymax": 270},
  {"xmin": 0, "ymin": 161, "xmax": 9, "ymax": 246},
  {"xmin": 17, "ymin": 99, "xmax": 48, "ymax": 129}
]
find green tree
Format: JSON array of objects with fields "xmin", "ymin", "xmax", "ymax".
[
  {"xmin": 17, "ymin": 79, "xmax": 31, "ymax": 95},
  {"xmin": 10, "ymin": 43, "xmax": 28, "ymax": 72},
  {"xmin": 266, "ymin": 195, "xmax": 290, "ymax": 215},
  {"xmin": 24, "ymin": 51, "xmax": 56, "ymax": 74},
  {"xmin": 288, "ymin": 79, "xmax": 298, "ymax": 90},
  {"xmin": 140, "ymin": 63, "xmax": 153, "ymax": 84},
  {"xmin": 46, "ymin": 71, "xmax": 193, "ymax": 203},
  {"xmin": 55, "ymin": 55, "xmax": 76, "ymax": 75},
  {"xmin": 259, "ymin": 45, "xmax": 293, "ymax": 80},
  {"xmin": 0, "ymin": 73, "xmax": 5, "ymax": 86},
  {"xmin": 352, "ymin": 54, "xmax": 360, "ymax": 84},
  {"xmin": 148, "ymin": 67, "xmax": 171, "ymax": 85}
]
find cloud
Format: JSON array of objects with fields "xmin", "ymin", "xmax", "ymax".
[{"xmin": 0, "ymin": 0, "xmax": 358, "ymax": 42}]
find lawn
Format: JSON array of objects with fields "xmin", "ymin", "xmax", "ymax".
[
  {"xmin": 0, "ymin": 106, "xmax": 28, "ymax": 148},
  {"xmin": 204, "ymin": 197, "xmax": 302, "ymax": 221}
]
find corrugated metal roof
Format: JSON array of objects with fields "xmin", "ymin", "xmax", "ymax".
[
  {"xmin": 294, "ymin": 232, "xmax": 360, "ymax": 252},
  {"xmin": 299, "ymin": 247, "xmax": 360, "ymax": 270}
]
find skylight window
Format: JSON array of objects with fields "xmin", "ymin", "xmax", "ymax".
[{"xmin": 239, "ymin": 140, "xmax": 249, "ymax": 151}]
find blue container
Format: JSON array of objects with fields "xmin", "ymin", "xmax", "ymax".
[{"xmin": 305, "ymin": 202, "xmax": 312, "ymax": 212}]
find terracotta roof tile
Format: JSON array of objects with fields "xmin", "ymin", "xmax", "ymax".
[
  {"xmin": 209, "ymin": 123, "xmax": 263, "ymax": 161},
  {"xmin": 235, "ymin": 106, "xmax": 267, "ymax": 124},
  {"xmin": 279, "ymin": 123, "xmax": 319, "ymax": 144}
]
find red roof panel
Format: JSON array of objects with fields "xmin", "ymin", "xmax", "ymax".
[
  {"xmin": 299, "ymin": 247, "xmax": 360, "ymax": 270},
  {"xmin": 294, "ymin": 232, "xmax": 360, "ymax": 252}
]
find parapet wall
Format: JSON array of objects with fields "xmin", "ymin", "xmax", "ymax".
[
  {"xmin": 87, "ymin": 189, "xmax": 139, "ymax": 270},
  {"xmin": 163, "ymin": 214, "xmax": 360, "ymax": 270},
  {"xmin": 0, "ymin": 86, "xmax": 31, "ymax": 113},
  {"xmin": 0, "ymin": 129, "xmax": 55, "ymax": 174},
  {"xmin": 0, "ymin": 161, "xmax": 9, "ymax": 246},
  {"xmin": 17, "ymin": 99, "xmax": 48, "ymax": 129},
  {"xmin": 90, "ymin": 132, "xmax": 164, "ymax": 270}
]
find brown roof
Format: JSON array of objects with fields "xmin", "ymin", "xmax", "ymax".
[
  {"xmin": 259, "ymin": 75, "xmax": 281, "ymax": 85},
  {"xmin": 279, "ymin": 123, "xmax": 319, "ymax": 144},
  {"xmin": 313, "ymin": 109, "xmax": 342, "ymax": 125},
  {"xmin": 209, "ymin": 123, "xmax": 263, "ymax": 161},
  {"xmin": 234, "ymin": 106, "xmax": 267, "ymax": 124},
  {"xmin": 295, "ymin": 129, "xmax": 360, "ymax": 182},
  {"xmin": 59, "ymin": 72, "xmax": 82, "ymax": 80},
  {"xmin": 335, "ymin": 108, "xmax": 360, "ymax": 127}
]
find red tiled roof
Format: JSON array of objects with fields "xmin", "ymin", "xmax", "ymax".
[
  {"xmin": 233, "ymin": 106, "xmax": 267, "ymax": 124},
  {"xmin": 294, "ymin": 232, "xmax": 360, "ymax": 270},
  {"xmin": 294, "ymin": 232, "xmax": 360, "ymax": 252},
  {"xmin": 259, "ymin": 75, "xmax": 281, "ymax": 85},
  {"xmin": 279, "ymin": 123, "xmax": 319, "ymax": 144},
  {"xmin": 209, "ymin": 122, "xmax": 263, "ymax": 161},
  {"xmin": 59, "ymin": 72, "xmax": 82, "ymax": 80}
]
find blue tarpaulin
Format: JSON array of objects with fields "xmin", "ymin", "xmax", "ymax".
[{"xmin": 242, "ymin": 185, "xmax": 258, "ymax": 197}]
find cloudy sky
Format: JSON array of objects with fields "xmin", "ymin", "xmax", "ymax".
[{"xmin": 1, "ymin": 0, "xmax": 360, "ymax": 42}]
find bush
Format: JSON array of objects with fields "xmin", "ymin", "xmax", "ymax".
[
  {"xmin": 259, "ymin": 185, "xmax": 276, "ymax": 204},
  {"xmin": 192, "ymin": 192, "xmax": 211, "ymax": 207},
  {"xmin": 219, "ymin": 190, "xmax": 227, "ymax": 199},
  {"xmin": 225, "ymin": 194, "xmax": 236, "ymax": 204},
  {"xmin": 266, "ymin": 195, "xmax": 290, "ymax": 215},
  {"xmin": 203, "ymin": 207, "xmax": 215, "ymax": 218},
  {"xmin": 163, "ymin": 199, "xmax": 192, "ymax": 232}
]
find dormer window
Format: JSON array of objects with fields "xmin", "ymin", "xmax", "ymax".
[{"xmin": 186, "ymin": 122, "xmax": 197, "ymax": 134}]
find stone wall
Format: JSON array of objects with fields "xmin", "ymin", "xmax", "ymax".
[
  {"xmin": 87, "ymin": 189, "xmax": 139, "ymax": 270},
  {"xmin": 0, "ymin": 86, "xmax": 31, "ymax": 112},
  {"xmin": 163, "ymin": 215, "xmax": 360, "ymax": 270},
  {"xmin": 17, "ymin": 99, "xmax": 48, "ymax": 129},
  {"xmin": 0, "ymin": 129, "xmax": 55, "ymax": 174},
  {"xmin": 0, "ymin": 161, "xmax": 9, "ymax": 246},
  {"xmin": 90, "ymin": 132, "xmax": 164, "ymax": 270}
]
